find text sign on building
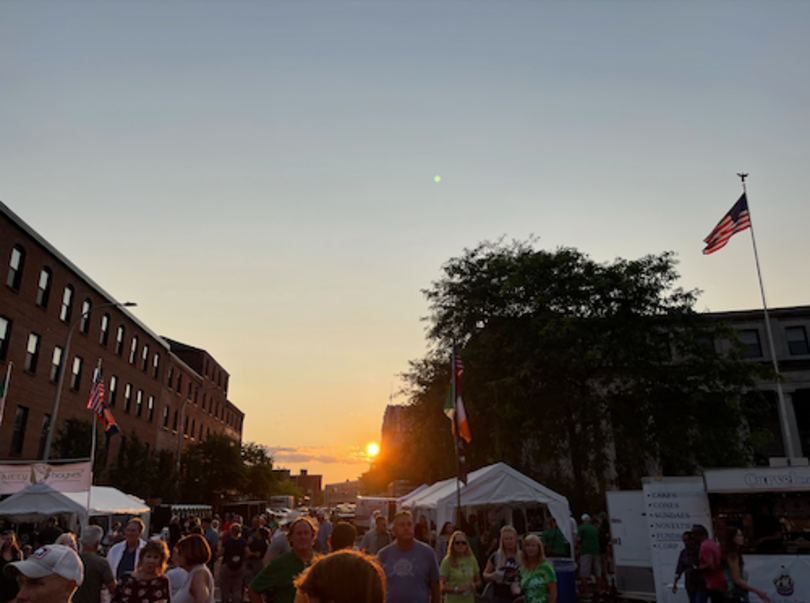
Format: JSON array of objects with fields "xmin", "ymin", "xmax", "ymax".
[
  {"xmin": 703, "ymin": 467, "xmax": 810, "ymax": 493},
  {"xmin": 642, "ymin": 477, "xmax": 712, "ymax": 603},
  {"xmin": 0, "ymin": 462, "xmax": 92, "ymax": 494}
]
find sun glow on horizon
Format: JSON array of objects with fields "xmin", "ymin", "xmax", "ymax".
[{"xmin": 366, "ymin": 443, "xmax": 380, "ymax": 458}]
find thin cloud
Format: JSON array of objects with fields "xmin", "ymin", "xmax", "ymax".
[{"xmin": 270, "ymin": 445, "xmax": 369, "ymax": 465}]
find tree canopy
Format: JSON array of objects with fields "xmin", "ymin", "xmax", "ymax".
[{"xmin": 375, "ymin": 240, "xmax": 772, "ymax": 511}]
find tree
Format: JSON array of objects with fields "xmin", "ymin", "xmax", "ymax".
[
  {"xmin": 180, "ymin": 434, "xmax": 245, "ymax": 505},
  {"xmin": 392, "ymin": 240, "xmax": 772, "ymax": 512},
  {"xmin": 106, "ymin": 432, "xmax": 156, "ymax": 499},
  {"xmin": 52, "ymin": 417, "xmax": 108, "ymax": 476}
]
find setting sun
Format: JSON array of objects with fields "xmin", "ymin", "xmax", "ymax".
[{"xmin": 366, "ymin": 443, "xmax": 380, "ymax": 457}]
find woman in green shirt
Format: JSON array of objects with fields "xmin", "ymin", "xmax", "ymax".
[
  {"xmin": 520, "ymin": 535, "xmax": 557, "ymax": 603},
  {"xmin": 440, "ymin": 531, "xmax": 482, "ymax": 602}
]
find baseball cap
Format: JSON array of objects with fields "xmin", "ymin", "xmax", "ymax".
[
  {"xmin": 581, "ymin": 513, "xmax": 591, "ymax": 521},
  {"xmin": 4, "ymin": 545, "xmax": 84, "ymax": 585}
]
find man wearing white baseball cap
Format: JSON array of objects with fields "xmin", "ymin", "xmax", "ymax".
[{"xmin": 4, "ymin": 544, "xmax": 84, "ymax": 603}]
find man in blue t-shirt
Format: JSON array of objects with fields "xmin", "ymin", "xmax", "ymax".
[{"xmin": 378, "ymin": 511, "xmax": 441, "ymax": 603}]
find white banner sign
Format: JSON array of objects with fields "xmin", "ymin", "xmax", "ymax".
[
  {"xmin": 704, "ymin": 467, "xmax": 810, "ymax": 493},
  {"xmin": 642, "ymin": 477, "xmax": 713, "ymax": 603},
  {"xmin": 746, "ymin": 555, "xmax": 810, "ymax": 603},
  {"xmin": 0, "ymin": 462, "xmax": 92, "ymax": 494}
]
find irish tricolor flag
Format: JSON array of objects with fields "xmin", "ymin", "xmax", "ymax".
[{"xmin": 444, "ymin": 352, "xmax": 471, "ymax": 443}]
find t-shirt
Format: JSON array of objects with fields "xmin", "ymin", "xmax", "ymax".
[
  {"xmin": 577, "ymin": 523, "xmax": 600, "ymax": 557},
  {"xmin": 249, "ymin": 551, "xmax": 307, "ymax": 603},
  {"xmin": 74, "ymin": 553, "xmax": 115, "ymax": 603},
  {"xmin": 267, "ymin": 533, "xmax": 291, "ymax": 557},
  {"xmin": 699, "ymin": 539, "xmax": 727, "ymax": 592},
  {"xmin": 487, "ymin": 553, "xmax": 521, "ymax": 601},
  {"xmin": 223, "ymin": 537, "xmax": 248, "ymax": 571},
  {"xmin": 440, "ymin": 555, "xmax": 480, "ymax": 603},
  {"xmin": 360, "ymin": 530, "xmax": 391, "ymax": 555},
  {"xmin": 315, "ymin": 521, "xmax": 332, "ymax": 552},
  {"xmin": 378, "ymin": 540, "xmax": 440, "ymax": 603},
  {"xmin": 117, "ymin": 547, "xmax": 139, "ymax": 581},
  {"xmin": 541, "ymin": 529, "xmax": 567, "ymax": 557},
  {"xmin": 203, "ymin": 528, "xmax": 219, "ymax": 553},
  {"xmin": 521, "ymin": 562, "xmax": 556, "ymax": 603}
]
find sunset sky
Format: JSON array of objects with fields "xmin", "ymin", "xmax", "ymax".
[{"xmin": 3, "ymin": 1, "xmax": 809, "ymax": 485}]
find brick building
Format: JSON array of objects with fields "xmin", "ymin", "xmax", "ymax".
[
  {"xmin": 290, "ymin": 469, "xmax": 322, "ymax": 503},
  {"xmin": 0, "ymin": 200, "xmax": 243, "ymax": 466}
]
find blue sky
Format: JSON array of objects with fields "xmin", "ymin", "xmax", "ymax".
[{"xmin": 3, "ymin": 1, "xmax": 809, "ymax": 484}]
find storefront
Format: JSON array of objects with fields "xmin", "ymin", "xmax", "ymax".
[{"xmin": 704, "ymin": 467, "xmax": 810, "ymax": 603}]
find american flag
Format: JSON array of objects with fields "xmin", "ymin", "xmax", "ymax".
[
  {"xmin": 454, "ymin": 353, "xmax": 465, "ymax": 379},
  {"xmin": 703, "ymin": 193, "xmax": 751, "ymax": 255},
  {"xmin": 86, "ymin": 367, "xmax": 105, "ymax": 417}
]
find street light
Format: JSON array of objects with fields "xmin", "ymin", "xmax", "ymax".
[
  {"xmin": 176, "ymin": 385, "xmax": 220, "ymax": 474},
  {"xmin": 42, "ymin": 301, "xmax": 138, "ymax": 462}
]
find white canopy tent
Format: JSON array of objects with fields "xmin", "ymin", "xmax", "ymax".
[
  {"xmin": 0, "ymin": 483, "xmax": 150, "ymax": 528},
  {"xmin": 63, "ymin": 486, "xmax": 149, "ymax": 517},
  {"xmin": 402, "ymin": 462, "xmax": 574, "ymax": 549},
  {"xmin": 0, "ymin": 483, "xmax": 86, "ymax": 523}
]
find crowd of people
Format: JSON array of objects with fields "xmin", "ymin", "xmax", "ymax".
[{"xmin": 0, "ymin": 506, "xmax": 774, "ymax": 603}]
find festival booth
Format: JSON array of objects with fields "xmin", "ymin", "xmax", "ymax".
[
  {"xmin": 0, "ymin": 482, "xmax": 150, "ymax": 532},
  {"xmin": 703, "ymin": 466, "xmax": 810, "ymax": 603},
  {"xmin": 401, "ymin": 462, "xmax": 575, "ymax": 549}
]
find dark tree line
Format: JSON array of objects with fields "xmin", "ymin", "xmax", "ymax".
[
  {"xmin": 53, "ymin": 421, "xmax": 301, "ymax": 505},
  {"xmin": 364, "ymin": 240, "xmax": 773, "ymax": 512}
]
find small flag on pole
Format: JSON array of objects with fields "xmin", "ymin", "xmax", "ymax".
[
  {"xmin": 86, "ymin": 367, "xmax": 105, "ymax": 416},
  {"xmin": 102, "ymin": 406, "xmax": 120, "ymax": 439},
  {"xmin": 0, "ymin": 363, "xmax": 11, "ymax": 428},
  {"xmin": 444, "ymin": 353, "xmax": 472, "ymax": 443},
  {"xmin": 703, "ymin": 193, "xmax": 751, "ymax": 254}
]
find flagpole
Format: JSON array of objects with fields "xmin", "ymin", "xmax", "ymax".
[
  {"xmin": 86, "ymin": 359, "xmax": 102, "ymax": 527},
  {"xmin": 739, "ymin": 173, "xmax": 798, "ymax": 459},
  {"xmin": 451, "ymin": 345, "xmax": 462, "ymax": 526}
]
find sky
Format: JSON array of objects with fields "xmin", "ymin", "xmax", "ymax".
[{"xmin": 2, "ymin": 1, "xmax": 809, "ymax": 485}]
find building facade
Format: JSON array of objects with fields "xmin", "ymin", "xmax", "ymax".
[{"xmin": 0, "ymin": 200, "xmax": 243, "ymax": 467}]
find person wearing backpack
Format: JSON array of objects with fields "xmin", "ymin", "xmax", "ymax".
[{"xmin": 219, "ymin": 524, "xmax": 249, "ymax": 603}]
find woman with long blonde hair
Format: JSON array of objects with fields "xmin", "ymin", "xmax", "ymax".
[
  {"xmin": 440, "ymin": 530, "xmax": 482, "ymax": 601},
  {"xmin": 483, "ymin": 525, "xmax": 522, "ymax": 602},
  {"xmin": 520, "ymin": 534, "xmax": 557, "ymax": 603}
]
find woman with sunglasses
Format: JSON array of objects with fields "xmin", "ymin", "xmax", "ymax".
[{"xmin": 440, "ymin": 531, "xmax": 482, "ymax": 602}]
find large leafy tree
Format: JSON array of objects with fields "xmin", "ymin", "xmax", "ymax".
[{"xmin": 392, "ymin": 240, "xmax": 771, "ymax": 511}]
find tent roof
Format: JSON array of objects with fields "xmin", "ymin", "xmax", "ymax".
[
  {"xmin": 63, "ymin": 486, "xmax": 149, "ymax": 516},
  {"xmin": 0, "ymin": 483, "xmax": 87, "ymax": 522}
]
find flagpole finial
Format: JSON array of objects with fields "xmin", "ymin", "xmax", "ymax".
[{"xmin": 737, "ymin": 172, "xmax": 749, "ymax": 190}]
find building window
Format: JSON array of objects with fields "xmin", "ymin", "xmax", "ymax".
[
  {"xmin": 152, "ymin": 353, "xmax": 161, "ymax": 379},
  {"xmin": 79, "ymin": 299, "xmax": 92, "ymax": 334},
  {"xmin": 109, "ymin": 375, "xmax": 118, "ymax": 407},
  {"xmin": 50, "ymin": 346, "xmax": 63, "ymax": 383},
  {"xmin": 124, "ymin": 383, "xmax": 132, "ymax": 412},
  {"xmin": 25, "ymin": 333, "xmax": 41, "ymax": 373},
  {"xmin": 167, "ymin": 367, "xmax": 174, "ymax": 389},
  {"xmin": 172, "ymin": 410, "xmax": 178, "ymax": 432},
  {"xmin": 191, "ymin": 419, "xmax": 196, "ymax": 440},
  {"xmin": 115, "ymin": 325, "xmax": 125, "ymax": 355},
  {"xmin": 0, "ymin": 317, "xmax": 11, "ymax": 361},
  {"xmin": 163, "ymin": 404, "xmax": 170, "ymax": 428},
  {"xmin": 141, "ymin": 344, "xmax": 150, "ymax": 371},
  {"xmin": 184, "ymin": 415, "xmax": 189, "ymax": 436},
  {"xmin": 739, "ymin": 329, "xmax": 762, "ymax": 358},
  {"xmin": 129, "ymin": 335, "xmax": 139, "ymax": 364},
  {"xmin": 201, "ymin": 394, "xmax": 206, "ymax": 411},
  {"xmin": 6, "ymin": 246, "xmax": 25, "ymax": 291},
  {"xmin": 36, "ymin": 268, "xmax": 52, "ymax": 308},
  {"xmin": 99, "ymin": 313, "xmax": 110, "ymax": 346},
  {"xmin": 37, "ymin": 414, "xmax": 51, "ymax": 459},
  {"xmin": 786, "ymin": 326, "xmax": 810, "ymax": 356},
  {"xmin": 70, "ymin": 356, "xmax": 83, "ymax": 391},
  {"xmin": 136, "ymin": 390, "xmax": 144, "ymax": 417},
  {"xmin": 177, "ymin": 374, "xmax": 183, "ymax": 394},
  {"xmin": 59, "ymin": 285, "xmax": 74, "ymax": 323},
  {"xmin": 9, "ymin": 406, "xmax": 29, "ymax": 456}
]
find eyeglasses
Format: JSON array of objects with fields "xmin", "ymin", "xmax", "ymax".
[{"xmin": 453, "ymin": 541, "xmax": 468, "ymax": 546}]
